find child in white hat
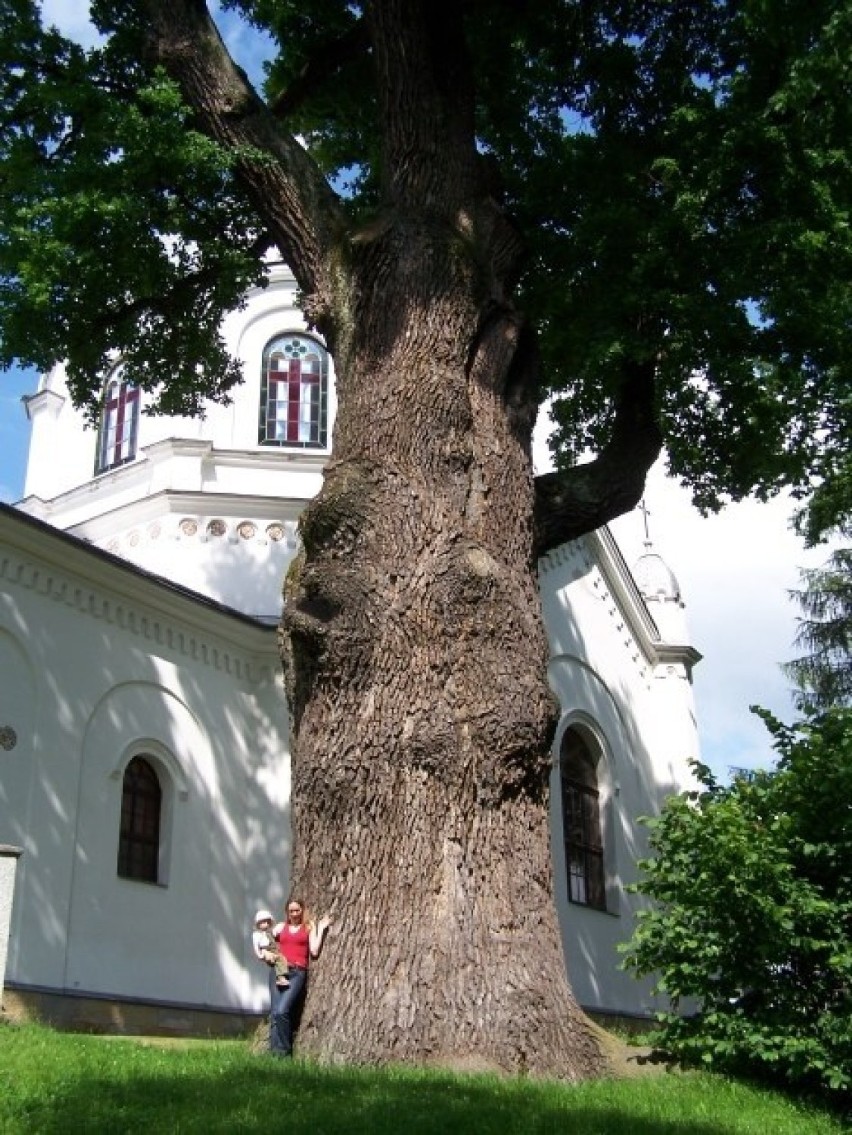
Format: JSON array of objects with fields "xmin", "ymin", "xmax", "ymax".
[{"xmin": 251, "ymin": 909, "xmax": 289, "ymax": 987}]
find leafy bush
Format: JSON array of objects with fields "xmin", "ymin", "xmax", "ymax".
[{"xmin": 622, "ymin": 706, "xmax": 852, "ymax": 1103}]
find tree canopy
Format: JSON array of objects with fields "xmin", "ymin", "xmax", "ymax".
[
  {"xmin": 1, "ymin": 0, "xmax": 850, "ymax": 536},
  {"xmin": 3, "ymin": 0, "xmax": 852, "ymax": 1078}
]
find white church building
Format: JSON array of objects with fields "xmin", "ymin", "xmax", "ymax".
[{"xmin": 0, "ymin": 262, "xmax": 700, "ymax": 1036}]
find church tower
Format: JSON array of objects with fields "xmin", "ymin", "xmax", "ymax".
[{"xmin": 18, "ymin": 262, "xmax": 325, "ymax": 620}]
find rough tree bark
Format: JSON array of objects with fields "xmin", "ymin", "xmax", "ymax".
[
  {"xmin": 144, "ymin": 0, "xmax": 661, "ymax": 1079},
  {"xmin": 281, "ymin": 219, "xmax": 602, "ymax": 1077}
]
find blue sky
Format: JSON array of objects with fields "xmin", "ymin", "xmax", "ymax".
[
  {"xmin": 0, "ymin": 366, "xmax": 37, "ymax": 502},
  {"xmin": 2, "ymin": 1, "xmax": 829, "ymax": 779}
]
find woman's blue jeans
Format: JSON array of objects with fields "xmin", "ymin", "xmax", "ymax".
[{"xmin": 269, "ymin": 966, "xmax": 307, "ymax": 1056}]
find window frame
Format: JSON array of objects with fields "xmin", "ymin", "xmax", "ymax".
[
  {"xmin": 560, "ymin": 726, "xmax": 608, "ymax": 912},
  {"xmin": 258, "ymin": 332, "xmax": 328, "ymax": 449},
  {"xmin": 95, "ymin": 374, "xmax": 140, "ymax": 474}
]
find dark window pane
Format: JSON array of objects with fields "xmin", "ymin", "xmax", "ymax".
[
  {"xmin": 560, "ymin": 728, "xmax": 606, "ymax": 911},
  {"xmin": 117, "ymin": 756, "xmax": 161, "ymax": 883}
]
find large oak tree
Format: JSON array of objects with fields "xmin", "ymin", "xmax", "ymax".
[{"xmin": 1, "ymin": 0, "xmax": 850, "ymax": 1077}]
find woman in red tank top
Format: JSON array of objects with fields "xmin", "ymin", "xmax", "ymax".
[{"xmin": 269, "ymin": 897, "xmax": 331, "ymax": 1057}]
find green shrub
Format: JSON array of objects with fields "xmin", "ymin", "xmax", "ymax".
[{"xmin": 622, "ymin": 706, "xmax": 852, "ymax": 1104}]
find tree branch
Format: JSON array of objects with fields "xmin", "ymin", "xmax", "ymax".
[
  {"xmin": 268, "ymin": 20, "xmax": 370, "ymax": 119},
  {"xmin": 533, "ymin": 359, "xmax": 663, "ymax": 555},
  {"xmin": 85, "ymin": 230, "xmax": 275, "ymax": 344},
  {"xmin": 140, "ymin": 0, "xmax": 346, "ymax": 314}
]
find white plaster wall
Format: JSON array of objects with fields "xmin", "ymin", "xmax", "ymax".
[
  {"xmin": 98, "ymin": 515, "xmax": 300, "ymax": 621},
  {"xmin": 644, "ymin": 595, "xmax": 689, "ymax": 643},
  {"xmin": 545, "ymin": 656, "xmax": 662, "ymax": 1017},
  {"xmin": 22, "ymin": 377, "xmax": 97, "ymax": 502},
  {"xmin": 0, "ymin": 528, "xmax": 291, "ymax": 1014},
  {"xmin": 0, "ymin": 615, "xmax": 75, "ymax": 990},
  {"xmin": 540, "ymin": 538, "xmax": 699, "ymax": 1017},
  {"xmin": 646, "ymin": 663, "xmax": 702, "ymax": 794},
  {"xmin": 20, "ymin": 447, "xmax": 324, "ymax": 537}
]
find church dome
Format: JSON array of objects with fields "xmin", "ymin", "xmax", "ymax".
[{"xmin": 633, "ymin": 547, "xmax": 682, "ymax": 603}]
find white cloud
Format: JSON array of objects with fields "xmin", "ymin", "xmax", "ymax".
[
  {"xmin": 38, "ymin": 1, "xmax": 103, "ymax": 47},
  {"xmin": 613, "ymin": 466, "xmax": 827, "ymax": 778}
]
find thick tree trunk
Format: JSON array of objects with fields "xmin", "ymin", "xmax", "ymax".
[
  {"xmin": 281, "ymin": 220, "xmax": 603, "ymax": 1079},
  {"xmin": 141, "ymin": 0, "xmax": 647, "ymax": 1083}
]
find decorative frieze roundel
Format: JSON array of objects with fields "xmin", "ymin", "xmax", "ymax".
[
  {"xmin": 267, "ymin": 523, "xmax": 284, "ymax": 542},
  {"xmin": 237, "ymin": 521, "xmax": 257, "ymax": 540},
  {"xmin": 207, "ymin": 519, "xmax": 227, "ymax": 538},
  {"xmin": 179, "ymin": 518, "xmax": 198, "ymax": 537}
]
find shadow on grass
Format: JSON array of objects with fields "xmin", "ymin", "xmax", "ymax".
[{"xmin": 2, "ymin": 1050, "xmax": 754, "ymax": 1135}]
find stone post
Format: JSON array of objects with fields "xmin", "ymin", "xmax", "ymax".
[{"xmin": 0, "ymin": 845, "xmax": 23, "ymax": 1010}]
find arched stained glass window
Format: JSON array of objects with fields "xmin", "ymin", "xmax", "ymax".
[
  {"xmin": 95, "ymin": 376, "xmax": 140, "ymax": 473},
  {"xmin": 259, "ymin": 334, "xmax": 328, "ymax": 448},
  {"xmin": 117, "ymin": 756, "xmax": 162, "ymax": 883},
  {"xmin": 560, "ymin": 727, "xmax": 606, "ymax": 910}
]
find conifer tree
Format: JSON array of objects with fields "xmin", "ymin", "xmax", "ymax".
[{"xmin": 785, "ymin": 534, "xmax": 852, "ymax": 714}]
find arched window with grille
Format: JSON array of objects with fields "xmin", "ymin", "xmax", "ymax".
[
  {"xmin": 117, "ymin": 756, "xmax": 162, "ymax": 883},
  {"xmin": 560, "ymin": 727, "xmax": 607, "ymax": 910},
  {"xmin": 95, "ymin": 375, "xmax": 140, "ymax": 473},
  {"xmin": 258, "ymin": 333, "xmax": 328, "ymax": 448}
]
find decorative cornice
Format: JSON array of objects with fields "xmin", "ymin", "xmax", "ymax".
[
  {"xmin": 96, "ymin": 511, "xmax": 300, "ymax": 557},
  {"xmin": 21, "ymin": 389, "xmax": 65, "ymax": 422},
  {"xmin": 17, "ymin": 438, "xmax": 327, "ymax": 527},
  {"xmin": 22, "ymin": 490, "xmax": 310, "ymax": 551},
  {"xmin": 655, "ymin": 642, "xmax": 703, "ymax": 679}
]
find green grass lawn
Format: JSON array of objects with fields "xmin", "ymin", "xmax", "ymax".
[{"xmin": 0, "ymin": 1022, "xmax": 843, "ymax": 1134}]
